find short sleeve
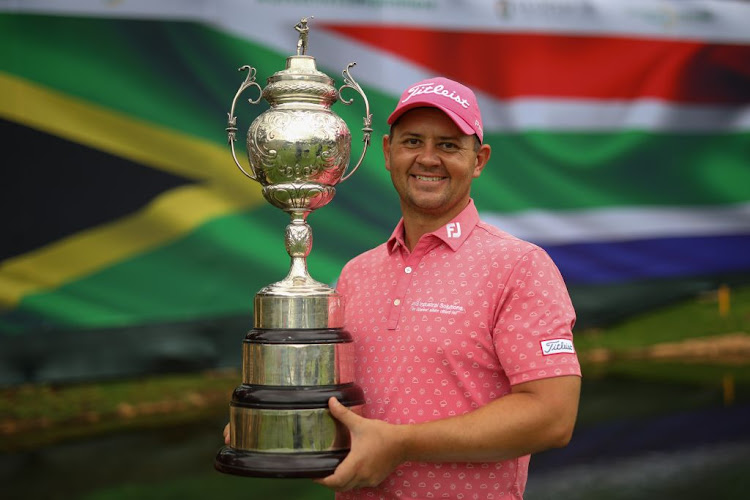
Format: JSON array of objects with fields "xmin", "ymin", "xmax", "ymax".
[{"xmin": 492, "ymin": 248, "xmax": 581, "ymax": 385}]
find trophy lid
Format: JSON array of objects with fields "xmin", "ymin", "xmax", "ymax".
[
  {"xmin": 263, "ymin": 56, "xmax": 337, "ymax": 106},
  {"xmin": 267, "ymin": 55, "xmax": 333, "ymax": 85}
]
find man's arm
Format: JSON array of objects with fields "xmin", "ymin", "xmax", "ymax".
[{"xmin": 315, "ymin": 374, "xmax": 581, "ymax": 492}]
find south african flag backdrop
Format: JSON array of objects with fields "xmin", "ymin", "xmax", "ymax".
[{"xmin": 2, "ymin": 0, "xmax": 749, "ymax": 385}]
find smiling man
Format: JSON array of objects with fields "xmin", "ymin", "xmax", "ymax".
[{"xmin": 313, "ymin": 77, "xmax": 583, "ymax": 499}]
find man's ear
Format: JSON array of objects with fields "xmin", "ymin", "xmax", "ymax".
[
  {"xmin": 473, "ymin": 143, "xmax": 491, "ymax": 178},
  {"xmin": 382, "ymin": 134, "xmax": 392, "ymax": 172}
]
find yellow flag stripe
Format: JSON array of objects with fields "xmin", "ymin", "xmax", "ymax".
[{"xmin": 0, "ymin": 73, "xmax": 264, "ymax": 309}]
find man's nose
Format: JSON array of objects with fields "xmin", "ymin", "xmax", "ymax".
[{"xmin": 416, "ymin": 143, "xmax": 440, "ymax": 166}]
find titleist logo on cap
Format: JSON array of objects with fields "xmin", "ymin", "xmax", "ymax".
[{"xmin": 402, "ymin": 83, "xmax": 471, "ymax": 109}]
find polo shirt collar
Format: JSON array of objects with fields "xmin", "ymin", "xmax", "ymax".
[{"xmin": 386, "ymin": 199, "xmax": 480, "ymax": 254}]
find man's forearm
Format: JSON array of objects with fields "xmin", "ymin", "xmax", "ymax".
[{"xmin": 398, "ymin": 375, "xmax": 581, "ymax": 463}]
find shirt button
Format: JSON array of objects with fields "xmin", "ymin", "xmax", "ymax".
[
  {"xmin": 405, "ymin": 267, "xmax": 413, "ymax": 274},
  {"xmin": 393, "ymin": 299, "xmax": 401, "ymax": 306}
]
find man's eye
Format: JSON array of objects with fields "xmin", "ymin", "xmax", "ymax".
[{"xmin": 441, "ymin": 142, "xmax": 458, "ymax": 150}]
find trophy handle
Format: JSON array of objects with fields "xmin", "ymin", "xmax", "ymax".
[
  {"xmin": 338, "ymin": 63, "xmax": 373, "ymax": 184},
  {"xmin": 227, "ymin": 65, "xmax": 262, "ymax": 180}
]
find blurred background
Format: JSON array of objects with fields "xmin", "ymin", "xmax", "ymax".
[{"xmin": 1, "ymin": 1, "xmax": 749, "ymax": 499}]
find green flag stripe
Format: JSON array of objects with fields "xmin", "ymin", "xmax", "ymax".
[{"xmin": 474, "ymin": 131, "xmax": 750, "ymax": 212}]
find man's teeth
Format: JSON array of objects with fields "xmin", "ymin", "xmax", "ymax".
[{"xmin": 414, "ymin": 175, "xmax": 442, "ymax": 182}]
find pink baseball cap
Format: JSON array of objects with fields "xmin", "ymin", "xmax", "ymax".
[{"xmin": 387, "ymin": 77, "xmax": 484, "ymax": 143}]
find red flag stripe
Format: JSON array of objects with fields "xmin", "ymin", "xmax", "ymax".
[{"xmin": 322, "ymin": 25, "xmax": 750, "ymax": 105}]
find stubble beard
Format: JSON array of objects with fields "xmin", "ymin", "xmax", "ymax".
[{"xmin": 397, "ymin": 174, "xmax": 461, "ymax": 219}]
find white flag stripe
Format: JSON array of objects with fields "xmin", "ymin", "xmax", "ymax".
[
  {"xmin": 481, "ymin": 99, "xmax": 750, "ymax": 133},
  {"xmin": 481, "ymin": 202, "xmax": 750, "ymax": 245}
]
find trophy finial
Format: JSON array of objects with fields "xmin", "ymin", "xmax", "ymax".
[{"xmin": 295, "ymin": 16, "xmax": 313, "ymax": 55}]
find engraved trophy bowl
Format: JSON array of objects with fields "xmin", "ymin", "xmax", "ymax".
[
  {"xmin": 214, "ymin": 19, "xmax": 371, "ymax": 478},
  {"xmin": 249, "ymin": 55, "xmax": 350, "ymax": 212}
]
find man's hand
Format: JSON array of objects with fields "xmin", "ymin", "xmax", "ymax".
[
  {"xmin": 223, "ymin": 422, "xmax": 230, "ymax": 445},
  {"xmin": 315, "ymin": 397, "xmax": 408, "ymax": 492}
]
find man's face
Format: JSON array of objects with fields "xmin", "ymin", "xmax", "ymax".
[{"xmin": 383, "ymin": 107, "xmax": 490, "ymax": 221}]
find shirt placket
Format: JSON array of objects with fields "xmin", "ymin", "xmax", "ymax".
[{"xmin": 386, "ymin": 239, "xmax": 437, "ymax": 330}]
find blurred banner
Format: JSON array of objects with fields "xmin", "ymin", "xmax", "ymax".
[{"xmin": 1, "ymin": 0, "xmax": 749, "ymax": 385}]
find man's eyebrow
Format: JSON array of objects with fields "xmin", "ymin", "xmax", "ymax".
[{"xmin": 398, "ymin": 131, "xmax": 423, "ymax": 138}]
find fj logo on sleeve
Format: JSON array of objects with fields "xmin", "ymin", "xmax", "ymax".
[{"xmin": 446, "ymin": 222, "xmax": 461, "ymax": 238}]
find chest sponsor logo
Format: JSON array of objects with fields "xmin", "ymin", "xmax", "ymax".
[
  {"xmin": 410, "ymin": 300, "xmax": 465, "ymax": 316},
  {"xmin": 540, "ymin": 338, "xmax": 576, "ymax": 355}
]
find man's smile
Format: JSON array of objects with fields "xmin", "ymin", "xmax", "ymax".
[{"xmin": 412, "ymin": 174, "xmax": 446, "ymax": 182}]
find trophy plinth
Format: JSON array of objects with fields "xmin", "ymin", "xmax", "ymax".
[{"xmin": 214, "ymin": 19, "xmax": 371, "ymax": 478}]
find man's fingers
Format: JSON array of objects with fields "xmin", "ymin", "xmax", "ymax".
[
  {"xmin": 313, "ymin": 398, "xmax": 366, "ymax": 490},
  {"xmin": 328, "ymin": 397, "xmax": 359, "ymax": 427},
  {"xmin": 223, "ymin": 422, "xmax": 230, "ymax": 445},
  {"xmin": 314, "ymin": 457, "xmax": 360, "ymax": 492}
]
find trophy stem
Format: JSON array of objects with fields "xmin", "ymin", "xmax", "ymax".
[
  {"xmin": 281, "ymin": 215, "xmax": 325, "ymax": 288},
  {"xmin": 288, "ymin": 255, "xmax": 311, "ymax": 284}
]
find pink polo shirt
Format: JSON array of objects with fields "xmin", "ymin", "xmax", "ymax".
[{"xmin": 335, "ymin": 200, "xmax": 580, "ymax": 500}]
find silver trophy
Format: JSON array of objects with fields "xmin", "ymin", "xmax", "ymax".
[{"xmin": 214, "ymin": 19, "xmax": 371, "ymax": 478}]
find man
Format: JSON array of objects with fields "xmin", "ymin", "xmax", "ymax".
[
  {"xmin": 224, "ymin": 77, "xmax": 581, "ymax": 499},
  {"xmin": 316, "ymin": 77, "xmax": 581, "ymax": 499}
]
